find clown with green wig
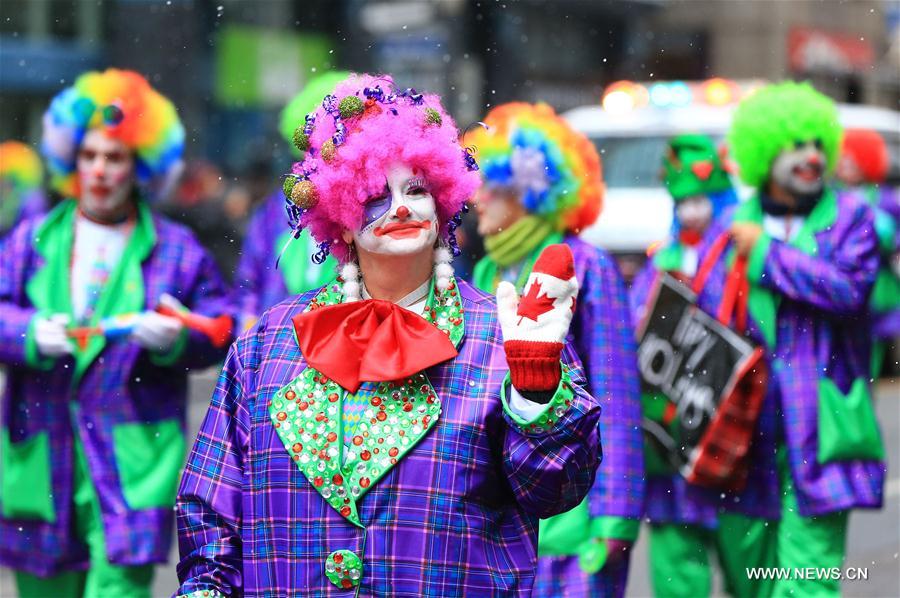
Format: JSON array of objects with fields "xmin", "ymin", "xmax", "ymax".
[
  {"xmin": 689, "ymin": 81, "xmax": 885, "ymax": 598},
  {"xmin": 465, "ymin": 102, "xmax": 644, "ymax": 598},
  {"xmin": 231, "ymin": 72, "xmax": 347, "ymax": 330},
  {"xmin": 629, "ymin": 134, "xmax": 744, "ymax": 597}
]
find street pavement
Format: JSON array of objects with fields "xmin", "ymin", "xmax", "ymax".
[{"xmin": 2, "ymin": 373, "xmax": 898, "ymax": 597}]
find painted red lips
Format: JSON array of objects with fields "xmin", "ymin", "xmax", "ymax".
[{"xmin": 373, "ymin": 220, "xmax": 432, "ymax": 239}]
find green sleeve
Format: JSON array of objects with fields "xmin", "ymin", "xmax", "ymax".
[{"xmin": 590, "ymin": 515, "xmax": 641, "ymax": 541}]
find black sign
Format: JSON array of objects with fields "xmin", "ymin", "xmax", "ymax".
[{"xmin": 637, "ymin": 274, "xmax": 758, "ymax": 469}]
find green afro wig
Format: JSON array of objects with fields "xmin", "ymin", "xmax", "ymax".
[
  {"xmin": 279, "ymin": 71, "xmax": 350, "ymax": 156},
  {"xmin": 728, "ymin": 81, "xmax": 842, "ymax": 188}
]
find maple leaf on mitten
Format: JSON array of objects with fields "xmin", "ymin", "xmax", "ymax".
[{"xmin": 497, "ymin": 244, "xmax": 579, "ymax": 391}]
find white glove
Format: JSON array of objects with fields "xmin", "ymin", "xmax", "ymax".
[
  {"xmin": 131, "ymin": 311, "xmax": 184, "ymax": 352},
  {"xmin": 34, "ymin": 314, "xmax": 74, "ymax": 358},
  {"xmin": 158, "ymin": 292, "xmax": 186, "ymax": 314}
]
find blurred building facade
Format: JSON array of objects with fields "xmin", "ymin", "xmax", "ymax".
[{"xmin": 1, "ymin": 0, "xmax": 896, "ymax": 180}]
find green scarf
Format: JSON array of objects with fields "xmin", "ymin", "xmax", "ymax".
[
  {"xmin": 734, "ymin": 189, "xmax": 838, "ymax": 348},
  {"xmin": 483, "ymin": 215, "xmax": 555, "ymax": 268},
  {"xmin": 26, "ymin": 199, "xmax": 155, "ymax": 382}
]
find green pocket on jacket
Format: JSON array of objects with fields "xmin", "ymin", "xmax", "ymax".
[
  {"xmin": 112, "ymin": 419, "xmax": 185, "ymax": 510},
  {"xmin": 817, "ymin": 377, "xmax": 884, "ymax": 464},
  {"xmin": 1, "ymin": 428, "xmax": 56, "ymax": 522}
]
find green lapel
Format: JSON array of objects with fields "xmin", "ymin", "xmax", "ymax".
[
  {"xmin": 270, "ymin": 275, "xmax": 464, "ymax": 526},
  {"xmin": 732, "ymin": 190, "xmax": 838, "ymax": 348},
  {"xmin": 473, "ymin": 231, "xmax": 564, "ymax": 294},
  {"xmin": 652, "ymin": 243, "xmax": 684, "ymax": 273},
  {"xmin": 26, "ymin": 199, "xmax": 155, "ymax": 383}
]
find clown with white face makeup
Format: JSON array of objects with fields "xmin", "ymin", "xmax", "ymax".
[
  {"xmin": 0, "ymin": 69, "xmax": 231, "ymax": 597},
  {"xmin": 176, "ymin": 74, "xmax": 602, "ymax": 598},
  {"xmin": 686, "ymin": 82, "xmax": 884, "ymax": 598},
  {"xmin": 350, "ymin": 164, "xmax": 439, "ymax": 257}
]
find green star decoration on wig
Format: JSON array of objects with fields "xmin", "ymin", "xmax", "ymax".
[
  {"xmin": 663, "ymin": 134, "xmax": 732, "ymax": 201},
  {"xmin": 727, "ymin": 80, "xmax": 841, "ymax": 188},
  {"xmin": 279, "ymin": 71, "xmax": 351, "ymax": 156}
]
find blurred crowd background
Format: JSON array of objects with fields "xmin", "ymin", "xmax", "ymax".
[{"xmin": 2, "ymin": 0, "xmax": 898, "ymax": 282}]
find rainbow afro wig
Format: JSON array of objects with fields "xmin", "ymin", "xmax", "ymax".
[
  {"xmin": 281, "ymin": 73, "xmax": 481, "ymax": 263},
  {"xmin": 41, "ymin": 68, "xmax": 184, "ymax": 200},
  {"xmin": 280, "ymin": 71, "xmax": 350, "ymax": 157},
  {"xmin": 728, "ymin": 81, "xmax": 841, "ymax": 189},
  {"xmin": 463, "ymin": 102, "xmax": 603, "ymax": 234},
  {"xmin": 0, "ymin": 141, "xmax": 43, "ymax": 194},
  {"xmin": 841, "ymin": 128, "xmax": 889, "ymax": 184}
]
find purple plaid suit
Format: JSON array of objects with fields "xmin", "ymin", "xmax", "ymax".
[
  {"xmin": 629, "ymin": 254, "xmax": 723, "ymax": 530},
  {"xmin": 0, "ymin": 207, "xmax": 231, "ymax": 577},
  {"xmin": 531, "ymin": 237, "xmax": 644, "ymax": 598},
  {"xmin": 696, "ymin": 191, "xmax": 885, "ymax": 518},
  {"xmin": 176, "ymin": 280, "xmax": 602, "ymax": 597}
]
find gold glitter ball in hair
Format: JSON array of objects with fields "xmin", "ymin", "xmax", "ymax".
[
  {"xmin": 290, "ymin": 180, "xmax": 319, "ymax": 209},
  {"xmin": 292, "ymin": 126, "xmax": 310, "ymax": 152},
  {"xmin": 321, "ymin": 139, "xmax": 336, "ymax": 162},
  {"xmin": 338, "ymin": 95, "xmax": 365, "ymax": 119}
]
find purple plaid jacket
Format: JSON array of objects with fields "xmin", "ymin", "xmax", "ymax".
[
  {"xmin": 176, "ymin": 280, "xmax": 602, "ymax": 597},
  {"xmin": 529, "ymin": 238, "xmax": 643, "ymax": 598},
  {"xmin": 695, "ymin": 191, "xmax": 885, "ymax": 518},
  {"xmin": 630, "ymin": 253, "xmax": 723, "ymax": 529},
  {"xmin": 567, "ymin": 238, "xmax": 644, "ymax": 524},
  {"xmin": 0, "ymin": 208, "xmax": 231, "ymax": 576}
]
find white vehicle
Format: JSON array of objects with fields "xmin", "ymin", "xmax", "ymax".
[{"xmin": 563, "ymin": 79, "xmax": 900, "ymax": 270}]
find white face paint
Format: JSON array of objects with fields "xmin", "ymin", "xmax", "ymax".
[
  {"xmin": 674, "ymin": 195, "xmax": 713, "ymax": 232},
  {"xmin": 350, "ymin": 163, "xmax": 439, "ymax": 256},
  {"xmin": 770, "ymin": 140, "xmax": 826, "ymax": 197}
]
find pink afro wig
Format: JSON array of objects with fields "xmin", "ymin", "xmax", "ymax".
[{"xmin": 284, "ymin": 73, "xmax": 481, "ymax": 263}]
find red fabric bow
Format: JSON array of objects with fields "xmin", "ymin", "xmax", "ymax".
[{"xmin": 292, "ymin": 299, "xmax": 458, "ymax": 393}]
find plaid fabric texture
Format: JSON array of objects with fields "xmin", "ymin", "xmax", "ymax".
[
  {"xmin": 532, "ymin": 553, "xmax": 630, "ymax": 598},
  {"xmin": 176, "ymin": 280, "xmax": 602, "ymax": 597},
  {"xmin": 695, "ymin": 192, "xmax": 885, "ymax": 518},
  {"xmin": 0, "ymin": 210, "xmax": 232, "ymax": 577}
]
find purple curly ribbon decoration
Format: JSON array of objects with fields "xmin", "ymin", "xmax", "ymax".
[
  {"xmin": 363, "ymin": 85, "xmax": 385, "ymax": 102},
  {"xmin": 445, "ymin": 205, "xmax": 468, "ymax": 257},
  {"xmin": 312, "ymin": 240, "xmax": 331, "ymax": 265},
  {"xmin": 463, "ymin": 147, "xmax": 479, "ymax": 172}
]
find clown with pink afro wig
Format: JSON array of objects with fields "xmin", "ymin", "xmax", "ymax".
[
  {"xmin": 281, "ymin": 73, "xmax": 481, "ymax": 267},
  {"xmin": 176, "ymin": 73, "xmax": 601, "ymax": 598}
]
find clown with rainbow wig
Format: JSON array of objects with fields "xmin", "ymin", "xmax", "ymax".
[
  {"xmin": 176, "ymin": 73, "xmax": 601, "ymax": 597},
  {"xmin": 688, "ymin": 81, "xmax": 885, "ymax": 598},
  {"xmin": 0, "ymin": 141, "xmax": 47, "ymax": 238},
  {"xmin": 465, "ymin": 102, "xmax": 643, "ymax": 598},
  {"xmin": 0, "ymin": 69, "xmax": 232, "ymax": 597}
]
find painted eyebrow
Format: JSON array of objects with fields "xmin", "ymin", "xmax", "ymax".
[{"xmin": 404, "ymin": 177, "xmax": 427, "ymax": 189}]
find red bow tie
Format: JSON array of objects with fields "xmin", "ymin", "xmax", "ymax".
[{"xmin": 292, "ymin": 299, "xmax": 458, "ymax": 393}]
